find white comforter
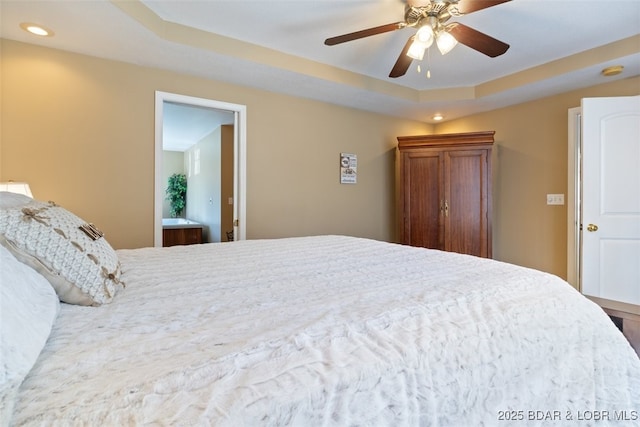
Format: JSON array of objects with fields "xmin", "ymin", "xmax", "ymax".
[{"xmin": 13, "ymin": 236, "xmax": 640, "ymax": 426}]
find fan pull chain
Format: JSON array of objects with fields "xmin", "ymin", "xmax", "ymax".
[{"xmin": 415, "ymin": 49, "xmax": 432, "ymax": 78}]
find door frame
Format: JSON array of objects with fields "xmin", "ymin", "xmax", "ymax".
[
  {"xmin": 567, "ymin": 107, "xmax": 581, "ymax": 290},
  {"xmin": 154, "ymin": 91, "xmax": 247, "ymax": 247}
]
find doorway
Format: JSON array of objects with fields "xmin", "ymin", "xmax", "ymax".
[{"xmin": 154, "ymin": 91, "xmax": 247, "ymax": 247}]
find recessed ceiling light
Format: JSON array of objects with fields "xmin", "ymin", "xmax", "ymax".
[
  {"xmin": 19, "ymin": 22, "xmax": 54, "ymax": 37},
  {"xmin": 601, "ymin": 65, "xmax": 624, "ymax": 77},
  {"xmin": 432, "ymin": 114, "xmax": 444, "ymax": 121}
]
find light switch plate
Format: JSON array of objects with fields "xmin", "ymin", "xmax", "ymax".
[{"xmin": 547, "ymin": 194, "xmax": 565, "ymax": 205}]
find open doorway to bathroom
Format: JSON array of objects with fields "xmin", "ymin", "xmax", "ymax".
[{"xmin": 154, "ymin": 91, "xmax": 246, "ymax": 247}]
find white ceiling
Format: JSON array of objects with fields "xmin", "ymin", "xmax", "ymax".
[
  {"xmin": 1, "ymin": 0, "xmax": 639, "ymax": 129},
  {"xmin": 162, "ymin": 102, "xmax": 234, "ymax": 152}
]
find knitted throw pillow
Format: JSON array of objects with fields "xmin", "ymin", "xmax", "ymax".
[{"xmin": 0, "ymin": 197, "xmax": 124, "ymax": 306}]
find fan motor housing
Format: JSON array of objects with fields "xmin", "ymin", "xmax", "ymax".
[{"xmin": 405, "ymin": 2, "xmax": 462, "ymax": 28}]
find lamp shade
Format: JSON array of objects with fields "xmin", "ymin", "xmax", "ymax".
[
  {"xmin": 0, "ymin": 181, "xmax": 33, "ymax": 198},
  {"xmin": 415, "ymin": 25, "xmax": 434, "ymax": 46},
  {"xmin": 407, "ymin": 39, "xmax": 427, "ymax": 60},
  {"xmin": 436, "ymin": 31, "xmax": 458, "ymax": 55},
  {"xmin": 407, "ymin": 25, "xmax": 435, "ymax": 61}
]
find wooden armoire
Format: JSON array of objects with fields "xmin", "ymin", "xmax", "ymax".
[{"xmin": 397, "ymin": 131, "xmax": 494, "ymax": 258}]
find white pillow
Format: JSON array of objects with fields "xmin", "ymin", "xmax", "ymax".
[
  {"xmin": 0, "ymin": 191, "xmax": 31, "ymax": 209},
  {"xmin": 0, "ymin": 195, "xmax": 124, "ymax": 306},
  {"xmin": 0, "ymin": 245, "xmax": 60, "ymax": 426}
]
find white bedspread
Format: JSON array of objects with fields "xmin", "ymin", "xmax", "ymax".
[{"xmin": 12, "ymin": 236, "xmax": 640, "ymax": 426}]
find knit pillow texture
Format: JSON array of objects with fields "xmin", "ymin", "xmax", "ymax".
[{"xmin": 0, "ymin": 197, "xmax": 123, "ymax": 306}]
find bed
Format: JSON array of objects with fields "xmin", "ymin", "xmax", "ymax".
[{"xmin": 1, "ymin": 192, "xmax": 639, "ymax": 426}]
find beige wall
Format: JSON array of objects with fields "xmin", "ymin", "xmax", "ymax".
[
  {"xmin": 0, "ymin": 39, "xmax": 431, "ymax": 249},
  {"xmin": 434, "ymin": 76, "xmax": 640, "ymax": 278},
  {"xmin": 3, "ymin": 39, "xmax": 638, "ymax": 280}
]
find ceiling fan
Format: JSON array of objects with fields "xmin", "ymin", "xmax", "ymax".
[{"xmin": 324, "ymin": 0, "xmax": 512, "ymax": 78}]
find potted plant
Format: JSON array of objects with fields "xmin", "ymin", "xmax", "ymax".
[{"xmin": 166, "ymin": 173, "xmax": 187, "ymax": 217}]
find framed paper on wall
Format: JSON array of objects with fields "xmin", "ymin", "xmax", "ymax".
[{"xmin": 340, "ymin": 153, "xmax": 357, "ymax": 184}]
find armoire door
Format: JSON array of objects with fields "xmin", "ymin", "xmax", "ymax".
[
  {"xmin": 444, "ymin": 149, "xmax": 491, "ymax": 257},
  {"xmin": 402, "ymin": 150, "xmax": 442, "ymax": 249}
]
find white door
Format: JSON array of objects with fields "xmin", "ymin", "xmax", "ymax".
[{"xmin": 581, "ymin": 96, "xmax": 640, "ymax": 306}]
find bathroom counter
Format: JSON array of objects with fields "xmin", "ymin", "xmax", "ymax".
[{"xmin": 162, "ymin": 218, "xmax": 203, "ymax": 247}]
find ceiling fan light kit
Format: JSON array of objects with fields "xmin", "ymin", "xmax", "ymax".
[
  {"xmin": 324, "ymin": 0, "xmax": 511, "ymax": 78},
  {"xmin": 407, "ymin": 23, "xmax": 458, "ymax": 59}
]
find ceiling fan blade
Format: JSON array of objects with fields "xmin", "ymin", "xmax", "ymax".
[
  {"xmin": 448, "ymin": 23, "xmax": 509, "ymax": 57},
  {"xmin": 456, "ymin": 0, "xmax": 511, "ymax": 14},
  {"xmin": 389, "ymin": 36, "xmax": 414, "ymax": 78},
  {"xmin": 324, "ymin": 22, "xmax": 405, "ymax": 46}
]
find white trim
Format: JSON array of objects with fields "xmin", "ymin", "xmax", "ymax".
[
  {"xmin": 154, "ymin": 91, "xmax": 247, "ymax": 247},
  {"xmin": 567, "ymin": 106, "xmax": 581, "ymax": 290}
]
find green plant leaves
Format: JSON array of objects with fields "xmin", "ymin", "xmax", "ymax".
[{"xmin": 166, "ymin": 173, "xmax": 187, "ymax": 217}]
